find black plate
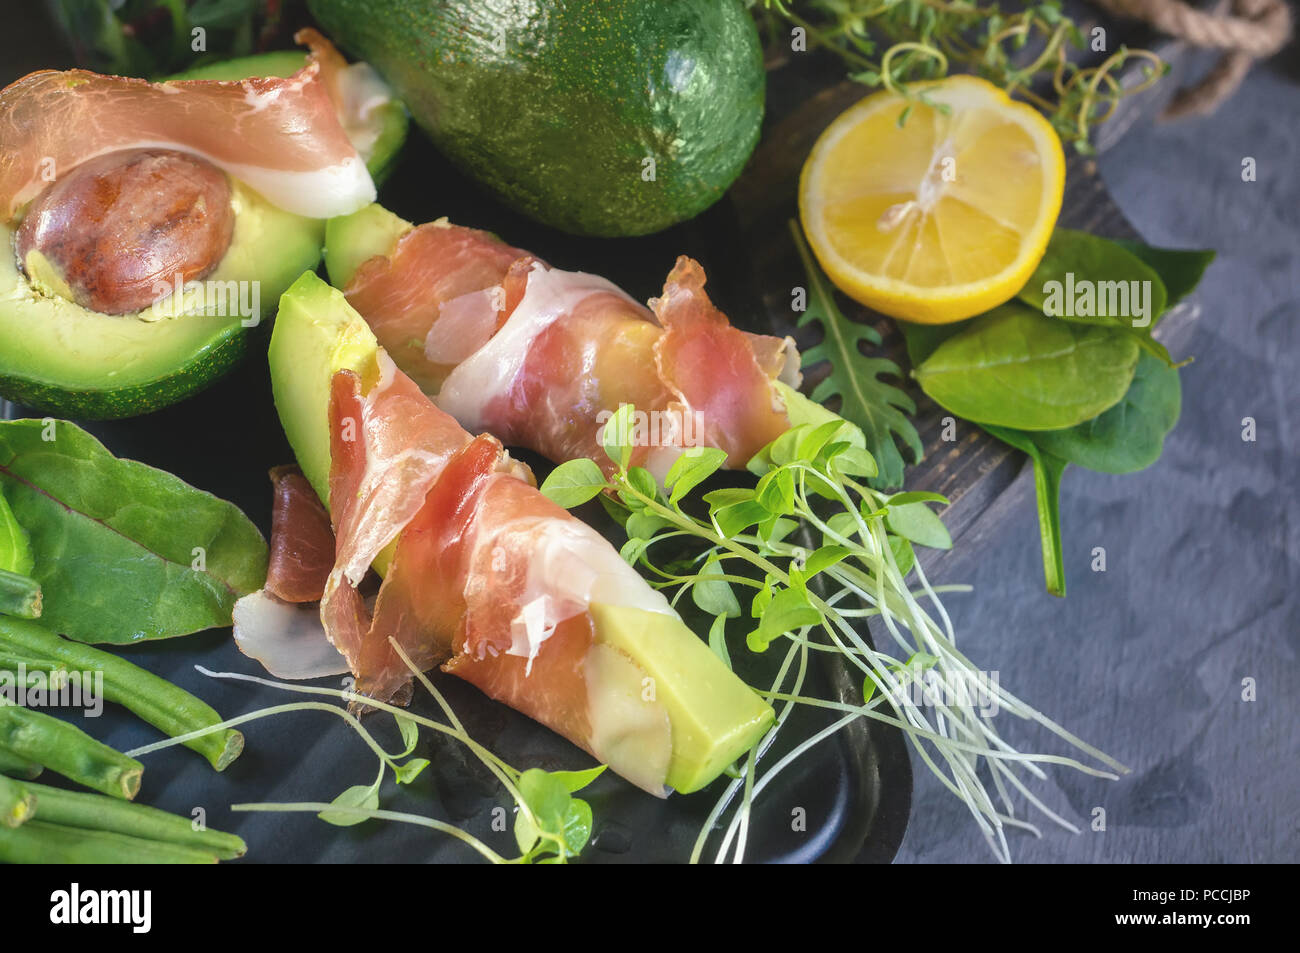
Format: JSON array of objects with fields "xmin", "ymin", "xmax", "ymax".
[{"xmin": 2, "ymin": 12, "xmax": 912, "ymax": 864}]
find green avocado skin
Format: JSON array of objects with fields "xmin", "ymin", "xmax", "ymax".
[
  {"xmin": 308, "ymin": 0, "xmax": 765, "ymax": 237},
  {"xmin": 0, "ymin": 331, "xmax": 252, "ymax": 421}
]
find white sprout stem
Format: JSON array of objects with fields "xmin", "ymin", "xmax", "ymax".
[{"xmin": 233, "ymin": 802, "xmax": 509, "ymax": 864}]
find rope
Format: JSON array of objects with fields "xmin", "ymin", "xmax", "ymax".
[{"xmin": 1091, "ymin": 0, "xmax": 1293, "ymax": 117}]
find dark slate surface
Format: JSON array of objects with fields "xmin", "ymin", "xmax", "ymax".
[{"xmin": 896, "ymin": 57, "xmax": 1300, "ymax": 863}]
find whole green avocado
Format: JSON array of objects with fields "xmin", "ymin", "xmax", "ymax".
[{"xmin": 307, "ymin": 0, "xmax": 765, "ymax": 237}]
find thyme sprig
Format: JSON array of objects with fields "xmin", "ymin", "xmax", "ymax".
[{"xmin": 756, "ymin": 0, "xmax": 1167, "ymax": 152}]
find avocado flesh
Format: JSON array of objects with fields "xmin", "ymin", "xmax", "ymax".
[
  {"xmin": 0, "ymin": 180, "xmax": 322, "ymax": 419},
  {"xmin": 324, "ymin": 203, "xmax": 412, "ymax": 289},
  {"xmin": 773, "ymin": 380, "xmax": 864, "ymax": 446},
  {"xmin": 270, "ymin": 272, "xmax": 774, "ymax": 792},
  {"xmin": 167, "ymin": 52, "xmax": 408, "ymax": 184}
]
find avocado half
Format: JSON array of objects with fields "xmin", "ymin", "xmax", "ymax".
[
  {"xmin": 269, "ymin": 271, "xmax": 775, "ymax": 793},
  {"xmin": 0, "ymin": 51, "xmax": 407, "ymax": 421}
]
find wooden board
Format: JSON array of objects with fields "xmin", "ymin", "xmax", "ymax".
[{"xmin": 727, "ymin": 72, "xmax": 1197, "ymax": 569}]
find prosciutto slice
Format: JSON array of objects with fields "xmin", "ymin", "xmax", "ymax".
[
  {"xmin": 342, "ymin": 223, "xmax": 801, "ymax": 476},
  {"xmin": 343, "ymin": 221, "xmax": 528, "ymax": 393},
  {"xmin": 313, "ymin": 359, "xmax": 677, "ymax": 793},
  {"xmin": 0, "ymin": 30, "xmax": 374, "ymax": 222},
  {"xmin": 265, "ymin": 465, "xmax": 334, "ymax": 604}
]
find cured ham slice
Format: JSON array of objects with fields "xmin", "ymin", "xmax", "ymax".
[
  {"xmin": 0, "ymin": 30, "xmax": 373, "ymax": 222},
  {"xmin": 317, "ymin": 359, "xmax": 678, "ymax": 793},
  {"xmin": 265, "ymin": 465, "xmax": 334, "ymax": 604},
  {"xmin": 653, "ymin": 257, "xmax": 798, "ymax": 466},
  {"xmin": 242, "ymin": 272, "xmax": 774, "ymax": 795},
  {"xmin": 342, "ymin": 222, "xmax": 528, "ymax": 393},
  {"xmin": 342, "ymin": 222, "xmax": 801, "ymax": 477}
]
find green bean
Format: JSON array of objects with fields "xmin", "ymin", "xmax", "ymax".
[
  {"xmin": 23, "ymin": 781, "xmax": 245, "ymax": 859},
  {"xmin": 0, "ymin": 617, "xmax": 243, "ymax": 771},
  {"xmin": 0, "ymin": 569, "xmax": 41, "ymax": 619},
  {"xmin": 0, "ymin": 820, "xmax": 218, "ymax": 863},
  {"xmin": 0, "ymin": 654, "xmax": 69, "ymax": 690},
  {"xmin": 0, "ymin": 771, "xmax": 35, "ymax": 827},
  {"xmin": 0, "ymin": 706, "xmax": 142, "ymax": 800},
  {"xmin": 0, "ymin": 747, "xmax": 41, "ymax": 780}
]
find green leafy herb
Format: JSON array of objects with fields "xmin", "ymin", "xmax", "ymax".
[
  {"xmin": 319, "ymin": 774, "xmax": 382, "ymax": 828},
  {"xmin": 914, "ymin": 301, "xmax": 1140, "ymax": 430},
  {"xmin": 1017, "ymin": 229, "xmax": 1184, "ymax": 368},
  {"xmin": 884, "ymin": 501, "xmax": 952, "ymax": 551},
  {"xmin": 539, "ymin": 458, "xmax": 608, "ymax": 509},
  {"xmin": 512, "ymin": 767, "xmax": 600, "ymax": 861},
  {"xmin": 46, "ymin": 0, "xmax": 281, "ymax": 77},
  {"xmin": 136, "ymin": 646, "xmax": 608, "ymax": 864},
  {"xmin": 0, "ymin": 419, "xmax": 267, "ymax": 644},
  {"xmin": 790, "ymin": 221, "xmax": 921, "ymax": 489},
  {"xmin": 1032, "ymin": 352, "xmax": 1181, "ymax": 474},
  {"xmin": 980, "ymin": 424, "xmax": 1070, "ymax": 596},
  {"xmin": 548, "ymin": 404, "xmax": 1127, "ymax": 862},
  {"xmin": 0, "ymin": 490, "xmax": 33, "ymax": 578},
  {"xmin": 899, "ymin": 232, "xmax": 1206, "ymax": 595},
  {"xmin": 757, "ymin": 0, "xmax": 1167, "ymax": 153}
]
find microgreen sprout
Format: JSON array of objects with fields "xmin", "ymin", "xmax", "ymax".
[
  {"xmin": 124, "ymin": 644, "xmax": 605, "ymax": 864},
  {"xmin": 541, "ymin": 403, "xmax": 1128, "ymax": 863},
  {"xmin": 756, "ymin": 0, "xmax": 1167, "ymax": 153}
]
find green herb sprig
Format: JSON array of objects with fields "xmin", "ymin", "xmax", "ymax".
[
  {"xmin": 129, "ymin": 645, "xmax": 605, "ymax": 865},
  {"xmin": 791, "ymin": 222, "xmax": 922, "ymax": 490},
  {"xmin": 756, "ymin": 0, "xmax": 1167, "ymax": 152},
  {"xmin": 543, "ymin": 403, "xmax": 1127, "ymax": 862}
]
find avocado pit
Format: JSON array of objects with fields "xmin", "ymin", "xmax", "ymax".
[{"xmin": 14, "ymin": 149, "xmax": 235, "ymax": 315}]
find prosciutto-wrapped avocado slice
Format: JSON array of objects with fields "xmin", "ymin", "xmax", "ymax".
[
  {"xmin": 324, "ymin": 203, "xmax": 841, "ymax": 482},
  {"xmin": 260, "ymin": 271, "xmax": 774, "ymax": 796}
]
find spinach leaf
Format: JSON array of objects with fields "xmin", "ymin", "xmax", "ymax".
[
  {"xmin": 0, "ymin": 419, "xmax": 267, "ymax": 644},
  {"xmin": 1020, "ymin": 228, "xmax": 1167, "ymax": 327},
  {"xmin": 1032, "ymin": 352, "xmax": 1181, "ymax": 474},
  {"xmin": 0, "ymin": 488, "xmax": 33, "ymax": 577},
  {"xmin": 900, "ymin": 319, "xmax": 969, "ymax": 367},
  {"xmin": 914, "ymin": 301, "xmax": 1139, "ymax": 431},
  {"xmin": 980, "ymin": 425, "xmax": 1069, "ymax": 597},
  {"xmin": 1113, "ymin": 241, "xmax": 1216, "ymax": 311},
  {"xmin": 1018, "ymin": 228, "xmax": 1187, "ymax": 367}
]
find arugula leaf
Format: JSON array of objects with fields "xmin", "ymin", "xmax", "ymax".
[
  {"xmin": 790, "ymin": 221, "xmax": 921, "ymax": 489},
  {"xmin": 0, "ymin": 419, "xmax": 267, "ymax": 643}
]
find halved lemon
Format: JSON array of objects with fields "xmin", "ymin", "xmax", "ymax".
[{"xmin": 799, "ymin": 76, "xmax": 1066, "ymax": 324}]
